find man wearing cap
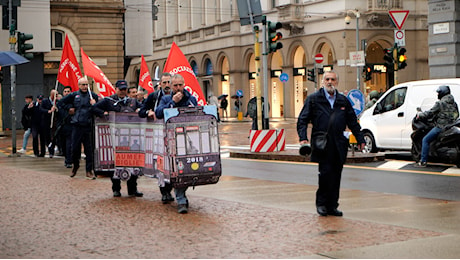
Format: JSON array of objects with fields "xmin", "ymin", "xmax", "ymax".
[
  {"xmin": 93, "ymin": 79, "xmax": 144, "ymax": 197},
  {"xmin": 138, "ymin": 72, "xmax": 174, "ymax": 204},
  {"xmin": 60, "ymin": 77, "xmax": 99, "ymax": 180}
]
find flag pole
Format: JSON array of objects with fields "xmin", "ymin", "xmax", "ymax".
[{"xmin": 50, "ymin": 79, "xmax": 59, "ymax": 128}]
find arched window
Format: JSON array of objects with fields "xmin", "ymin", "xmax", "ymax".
[{"xmin": 51, "ymin": 29, "xmax": 65, "ymax": 50}]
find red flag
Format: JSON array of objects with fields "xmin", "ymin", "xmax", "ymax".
[
  {"xmin": 57, "ymin": 35, "xmax": 82, "ymax": 92},
  {"xmin": 164, "ymin": 42, "xmax": 205, "ymax": 106},
  {"xmin": 80, "ymin": 48, "xmax": 116, "ymax": 97},
  {"xmin": 139, "ymin": 55, "xmax": 154, "ymax": 94}
]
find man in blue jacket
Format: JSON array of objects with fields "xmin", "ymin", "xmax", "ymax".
[
  {"xmin": 155, "ymin": 73, "xmax": 198, "ymax": 214},
  {"xmin": 297, "ymin": 70, "xmax": 365, "ymax": 217}
]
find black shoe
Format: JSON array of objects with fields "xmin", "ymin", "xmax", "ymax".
[
  {"xmin": 113, "ymin": 191, "xmax": 121, "ymax": 197},
  {"xmin": 161, "ymin": 193, "xmax": 174, "ymax": 204},
  {"xmin": 70, "ymin": 165, "xmax": 79, "ymax": 178},
  {"xmin": 327, "ymin": 208, "xmax": 343, "ymax": 217},
  {"xmin": 65, "ymin": 164, "xmax": 72, "ymax": 168},
  {"xmin": 128, "ymin": 191, "xmax": 143, "ymax": 197},
  {"xmin": 178, "ymin": 204, "xmax": 188, "ymax": 214},
  {"xmin": 317, "ymin": 206, "xmax": 328, "ymax": 216},
  {"xmin": 37, "ymin": 154, "xmax": 45, "ymax": 157}
]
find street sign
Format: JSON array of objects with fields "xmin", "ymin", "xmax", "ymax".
[
  {"xmin": 347, "ymin": 89, "xmax": 365, "ymax": 116},
  {"xmin": 314, "ymin": 53, "xmax": 324, "ymax": 64},
  {"xmin": 279, "ymin": 72, "xmax": 288, "ymax": 82},
  {"xmin": 394, "ymin": 29, "xmax": 406, "ymax": 47},
  {"xmin": 236, "ymin": 89, "xmax": 243, "ymax": 97},
  {"xmin": 389, "ymin": 10, "xmax": 409, "ymax": 30},
  {"xmin": 349, "ymin": 51, "xmax": 365, "ymax": 67}
]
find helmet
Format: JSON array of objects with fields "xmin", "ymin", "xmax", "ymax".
[
  {"xmin": 369, "ymin": 90, "xmax": 379, "ymax": 99},
  {"xmin": 436, "ymin": 85, "xmax": 450, "ymax": 99}
]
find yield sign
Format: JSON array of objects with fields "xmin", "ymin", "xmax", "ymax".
[{"xmin": 389, "ymin": 10, "xmax": 409, "ymax": 30}]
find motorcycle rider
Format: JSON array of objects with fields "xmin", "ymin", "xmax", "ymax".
[{"xmin": 416, "ymin": 85, "xmax": 459, "ymax": 167}]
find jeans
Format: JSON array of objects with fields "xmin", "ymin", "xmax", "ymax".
[
  {"xmin": 22, "ymin": 128, "xmax": 31, "ymax": 150},
  {"xmin": 421, "ymin": 126, "xmax": 442, "ymax": 163},
  {"xmin": 175, "ymin": 187, "xmax": 188, "ymax": 205}
]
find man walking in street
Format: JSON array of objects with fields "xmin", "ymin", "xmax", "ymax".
[
  {"xmin": 297, "ymin": 70, "xmax": 365, "ymax": 217},
  {"xmin": 93, "ymin": 80, "xmax": 144, "ymax": 197},
  {"xmin": 155, "ymin": 73, "xmax": 198, "ymax": 214},
  {"xmin": 60, "ymin": 76, "xmax": 98, "ymax": 179},
  {"xmin": 138, "ymin": 72, "xmax": 174, "ymax": 204},
  {"xmin": 57, "ymin": 86, "xmax": 74, "ymax": 168}
]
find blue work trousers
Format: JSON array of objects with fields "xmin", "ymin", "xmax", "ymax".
[{"xmin": 421, "ymin": 126, "xmax": 442, "ymax": 163}]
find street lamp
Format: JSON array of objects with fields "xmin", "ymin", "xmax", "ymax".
[{"xmin": 345, "ymin": 9, "xmax": 361, "ymax": 90}]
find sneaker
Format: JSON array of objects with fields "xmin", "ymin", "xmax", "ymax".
[
  {"xmin": 18, "ymin": 148, "xmax": 26, "ymax": 154},
  {"xmin": 416, "ymin": 161, "xmax": 427, "ymax": 167},
  {"xmin": 113, "ymin": 191, "xmax": 121, "ymax": 197},
  {"xmin": 178, "ymin": 204, "xmax": 188, "ymax": 214},
  {"xmin": 86, "ymin": 171, "xmax": 96, "ymax": 180}
]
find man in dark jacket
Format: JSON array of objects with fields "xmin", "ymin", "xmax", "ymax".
[
  {"xmin": 19, "ymin": 95, "xmax": 34, "ymax": 154},
  {"xmin": 416, "ymin": 85, "xmax": 459, "ymax": 167},
  {"xmin": 40, "ymin": 89, "xmax": 58, "ymax": 158},
  {"xmin": 155, "ymin": 73, "xmax": 198, "ymax": 214},
  {"xmin": 60, "ymin": 76, "xmax": 98, "ymax": 179},
  {"xmin": 93, "ymin": 80, "xmax": 144, "ymax": 198},
  {"xmin": 297, "ymin": 70, "xmax": 365, "ymax": 217},
  {"xmin": 57, "ymin": 86, "xmax": 74, "ymax": 168},
  {"xmin": 30, "ymin": 94, "xmax": 47, "ymax": 157},
  {"xmin": 138, "ymin": 72, "xmax": 175, "ymax": 204}
]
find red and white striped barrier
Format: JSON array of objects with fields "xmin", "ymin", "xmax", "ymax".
[{"xmin": 249, "ymin": 129, "xmax": 286, "ymax": 152}]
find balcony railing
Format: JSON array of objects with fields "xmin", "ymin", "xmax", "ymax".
[{"xmin": 368, "ymin": 0, "xmax": 403, "ymax": 11}]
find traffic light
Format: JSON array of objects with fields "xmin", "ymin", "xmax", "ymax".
[
  {"xmin": 307, "ymin": 68, "xmax": 316, "ymax": 82},
  {"xmin": 363, "ymin": 64, "xmax": 373, "ymax": 81},
  {"xmin": 267, "ymin": 21, "xmax": 283, "ymax": 53},
  {"xmin": 17, "ymin": 32, "xmax": 34, "ymax": 60},
  {"xmin": 397, "ymin": 47, "xmax": 407, "ymax": 70},
  {"xmin": 383, "ymin": 48, "xmax": 394, "ymax": 67}
]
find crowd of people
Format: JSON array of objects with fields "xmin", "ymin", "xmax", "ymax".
[{"xmin": 19, "ymin": 74, "xmax": 198, "ymax": 214}]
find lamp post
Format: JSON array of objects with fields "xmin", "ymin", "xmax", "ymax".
[{"xmin": 345, "ymin": 9, "xmax": 361, "ymax": 90}]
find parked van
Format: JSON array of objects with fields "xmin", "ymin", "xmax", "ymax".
[{"xmin": 359, "ymin": 79, "xmax": 460, "ymax": 152}]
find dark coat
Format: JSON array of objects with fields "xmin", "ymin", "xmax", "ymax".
[
  {"xmin": 155, "ymin": 89, "xmax": 198, "ymax": 119},
  {"xmin": 21, "ymin": 103, "xmax": 33, "ymax": 130},
  {"xmin": 59, "ymin": 90, "xmax": 99, "ymax": 127},
  {"xmin": 40, "ymin": 98, "xmax": 55, "ymax": 128},
  {"xmin": 297, "ymin": 88, "xmax": 365, "ymax": 164},
  {"xmin": 138, "ymin": 88, "xmax": 167, "ymax": 118},
  {"xmin": 93, "ymin": 94, "xmax": 141, "ymax": 116}
]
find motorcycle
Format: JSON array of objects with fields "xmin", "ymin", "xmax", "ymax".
[{"xmin": 411, "ymin": 107, "xmax": 460, "ymax": 168}]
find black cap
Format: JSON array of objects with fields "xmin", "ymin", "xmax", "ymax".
[
  {"xmin": 115, "ymin": 80, "xmax": 128, "ymax": 90},
  {"xmin": 37, "ymin": 94, "xmax": 44, "ymax": 100}
]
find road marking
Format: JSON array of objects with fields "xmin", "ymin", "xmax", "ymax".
[
  {"xmin": 377, "ymin": 160, "xmax": 410, "ymax": 170},
  {"xmin": 442, "ymin": 167, "xmax": 460, "ymax": 175}
]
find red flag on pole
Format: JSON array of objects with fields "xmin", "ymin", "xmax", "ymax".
[
  {"xmin": 80, "ymin": 48, "xmax": 116, "ymax": 97},
  {"xmin": 139, "ymin": 55, "xmax": 154, "ymax": 94},
  {"xmin": 164, "ymin": 42, "xmax": 205, "ymax": 106},
  {"xmin": 57, "ymin": 35, "xmax": 82, "ymax": 92}
]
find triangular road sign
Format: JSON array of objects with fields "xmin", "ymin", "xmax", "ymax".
[{"xmin": 389, "ymin": 10, "xmax": 409, "ymax": 30}]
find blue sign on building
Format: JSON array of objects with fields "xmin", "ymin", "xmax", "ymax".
[{"xmin": 279, "ymin": 73, "xmax": 289, "ymax": 82}]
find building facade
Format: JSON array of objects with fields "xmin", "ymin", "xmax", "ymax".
[{"xmin": 125, "ymin": 0, "xmax": 429, "ymax": 118}]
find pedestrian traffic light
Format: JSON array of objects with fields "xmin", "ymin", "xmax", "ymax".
[
  {"xmin": 267, "ymin": 21, "xmax": 283, "ymax": 53},
  {"xmin": 17, "ymin": 32, "xmax": 34, "ymax": 60},
  {"xmin": 307, "ymin": 68, "xmax": 316, "ymax": 83},
  {"xmin": 383, "ymin": 48, "xmax": 394, "ymax": 67},
  {"xmin": 397, "ymin": 47, "xmax": 407, "ymax": 70},
  {"xmin": 363, "ymin": 64, "xmax": 372, "ymax": 81}
]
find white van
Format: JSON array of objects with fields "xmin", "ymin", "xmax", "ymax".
[{"xmin": 359, "ymin": 79, "xmax": 460, "ymax": 152}]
